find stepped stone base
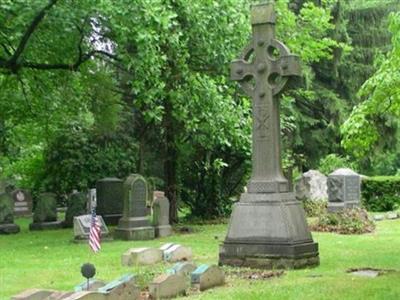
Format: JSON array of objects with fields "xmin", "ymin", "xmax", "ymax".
[
  {"xmin": 0, "ymin": 223, "xmax": 20, "ymax": 234},
  {"xmin": 114, "ymin": 226, "xmax": 155, "ymax": 240},
  {"xmin": 29, "ymin": 221, "xmax": 63, "ymax": 231},
  {"xmin": 219, "ymin": 191, "xmax": 319, "ymax": 269}
]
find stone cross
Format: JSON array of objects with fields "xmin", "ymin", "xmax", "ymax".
[{"xmin": 231, "ymin": 2, "xmax": 301, "ymax": 194}]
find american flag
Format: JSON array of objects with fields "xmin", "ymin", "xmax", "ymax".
[{"xmin": 89, "ymin": 208, "xmax": 101, "ymax": 253}]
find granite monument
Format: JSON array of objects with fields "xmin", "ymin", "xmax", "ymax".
[{"xmin": 219, "ymin": 2, "xmax": 319, "ymax": 269}]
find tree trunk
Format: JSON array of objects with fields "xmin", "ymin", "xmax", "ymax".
[{"xmin": 163, "ymin": 97, "xmax": 179, "ymax": 223}]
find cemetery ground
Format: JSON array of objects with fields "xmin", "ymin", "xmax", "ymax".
[{"xmin": 1, "ymin": 217, "xmax": 400, "ymax": 300}]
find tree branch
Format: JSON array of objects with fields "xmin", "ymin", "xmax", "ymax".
[{"xmin": 10, "ymin": 0, "xmax": 59, "ymax": 64}]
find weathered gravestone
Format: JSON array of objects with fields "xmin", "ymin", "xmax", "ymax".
[
  {"xmin": 168, "ymin": 262, "xmax": 197, "ymax": 278},
  {"xmin": 295, "ymin": 170, "xmax": 328, "ymax": 201},
  {"xmin": 73, "ymin": 214, "xmax": 110, "ymax": 242},
  {"xmin": 114, "ymin": 174, "xmax": 155, "ymax": 240},
  {"xmin": 219, "ymin": 2, "xmax": 319, "ymax": 269},
  {"xmin": 149, "ymin": 274, "xmax": 187, "ymax": 299},
  {"xmin": 65, "ymin": 192, "xmax": 88, "ymax": 228},
  {"xmin": 327, "ymin": 168, "xmax": 361, "ymax": 212},
  {"xmin": 153, "ymin": 192, "xmax": 172, "ymax": 237},
  {"xmin": 121, "ymin": 247, "xmax": 162, "ymax": 266},
  {"xmin": 0, "ymin": 192, "xmax": 20, "ymax": 234},
  {"xmin": 191, "ymin": 265, "xmax": 225, "ymax": 291},
  {"xmin": 30, "ymin": 193, "xmax": 63, "ymax": 230},
  {"xmin": 87, "ymin": 188, "xmax": 97, "ymax": 213},
  {"xmin": 96, "ymin": 178, "xmax": 123, "ymax": 225},
  {"xmin": 12, "ymin": 189, "xmax": 33, "ymax": 217},
  {"xmin": 162, "ymin": 244, "xmax": 193, "ymax": 262}
]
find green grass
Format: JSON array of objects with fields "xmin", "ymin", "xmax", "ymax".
[{"xmin": 1, "ymin": 217, "xmax": 400, "ymax": 300}]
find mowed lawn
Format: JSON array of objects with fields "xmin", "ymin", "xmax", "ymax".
[{"xmin": 1, "ymin": 217, "xmax": 400, "ymax": 300}]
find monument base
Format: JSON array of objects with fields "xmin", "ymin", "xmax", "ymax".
[
  {"xmin": 114, "ymin": 226, "xmax": 155, "ymax": 240},
  {"xmin": 29, "ymin": 221, "xmax": 64, "ymax": 231},
  {"xmin": 219, "ymin": 242, "xmax": 319, "ymax": 269},
  {"xmin": 219, "ymin": 192, "xmax": 319, "ymax": 269},
  {"xmin": 155, "ymin": 225, "xmax": 172, "ymax": 238},
  {"xmin": 327, "ymin": 201, "xmax": 359, "ymax": 213},
  {"xmin": 0, "ymin": 223, "xmax": 20, "ymax": 234}
]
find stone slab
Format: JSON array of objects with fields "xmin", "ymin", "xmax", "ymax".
[
  {"xmin": 0, "ymin": 223, "xmax": 20, "ymax": 234},
  {"xmin": 73, "ymin": 214, "xmax": 109, "ymax": 241},
  {"xmin": 149, "ymin": 274, "xmax": 187, "ymax": 299},
  {"xmin": 29, "ymin": 221, "xmax": 64, "ymax": 231},
  {"xmin": 191, "ymin": 265, "xmax": 225, "ymax": 291},
  {"xmin": 163, "ymin": 244, "xmax": 193, "ymax": 262},
  {"xmin": 373, "ymin": 215, "xmax": 385, "ymax": 221},
  {"xmin": 168, "ymin": 262, "xmax": 197, "ymax": 278},
  {"xmin": 11, "ymin": 289, "xmax": 57, "ymax": 300},
  {"xmin": 386, "ymin": 212, "xmax": 398, "ymax": 220},
  {"xmin": 121, "ymin": 247, "xmax": 162, "ymax": 266}
]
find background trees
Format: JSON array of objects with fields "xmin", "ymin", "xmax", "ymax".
[{"xmin": 1, "ymin": 0, "xmax": 399, "ymax": 221}]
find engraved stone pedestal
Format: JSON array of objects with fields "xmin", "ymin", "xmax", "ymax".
[
  {"xmin": 219, "ymin": 3, "xmax": 319, "ymax": 269},
  {"xmin": 114, "ymin": 174, "xmax": 155, "ymax": 240}
]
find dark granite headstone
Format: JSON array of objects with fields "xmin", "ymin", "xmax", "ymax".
[
  {"xmin": 327, "ymin": 168, "xmax": 361, "ymax": 212},
  {"xmin": 114, "ymin": 174, "xmax": 155, "ymax": 240},
  {"xmin": 30, "ymin": 192, "xmax": 63, "ymax": 230},
  {"xmin": 12, "ymin": 189, "xmax": 33, "ymax": 217},
  {"xmin": 64, "ymin": 191, "xmax": 88, "ymax": 227},
  {"xmin": 219, "ymin": 2, "xmax": 319, "ymax": 269},
  {"xmin": 96, "ymin": 178, "xmax": 123, "ymax": 225},
  {"xmin": 0, "ymin": 192, "xmax": 20, "ymax": 234}
]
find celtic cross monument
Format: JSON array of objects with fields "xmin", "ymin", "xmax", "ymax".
[{"xmin": 219, "ymin": 2, "xmax": 319, "ymax": 269}]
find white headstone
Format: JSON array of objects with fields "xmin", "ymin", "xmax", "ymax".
[
  {"xmin": 295, "ymin": 170, "xmax": 328, "ymax": 201},
  {"xmin": 121, "ymin": 247, "xmax": 162, "ymax": 266}
]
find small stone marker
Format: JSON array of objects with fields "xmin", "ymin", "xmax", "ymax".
[
  {"xmin": 121, "ymin": 247, "xmax": 162, "ymax": 266},
  {"xmin": 149, "ymin": 274, "xmax": 187, "ymax": 299},
  {"xmin": 0, "ymin": 192, "xmax": 20, "ymax": 234},
  {"xmin": 65, "ymin": 192, "xmax": 88, "ymax": 228},
  {"xmin": 386, "ymin": 212, "xmax": 398, "ymax": 220},
  {"xmin": 74, "ymin": 279, "xmax": 106, "ymax": 292},
  {"xmin": 163, "ymin": 244, "xmax": 193, "ymax": 262},
  {"xmin": 115, "ymin": 174, "xmax": 155, "ymax": 240},
  {"xmin": 168, "ymin": 262, "xmax": 197, "ymax": 278},
  {"xmin": 191, "ymin": 265, "xmax": 225, "ymax": 291},
  {"xmin": 295, "ymin": 170, "xmax": 328, "ymax": 201},
  {"xmin": 11, "ymin": 289, "xmax": 57, "ymax": 300},
  {"xmin": 30, "ymin": 193, "xmax": 63, "ymax": 230},
  {"xmin": 12, "ymin": 189, "xmax": 33, "ymax": 217},
  {"xmin": 97, "ymin": 274, "xmax": 140, "ymax": 298},
  {"xmin": 373, "ymin": 214, "xmax": 384, "ymax": 221},
  {"xmin": 153, "ymin": 192, "xmax": 172, "ymax": 237},
  {"xmin": 96, "ymin": 178, "xmax": 124, "ymax": 225},
  {"xmin": 73, "ymin": 214, "xmax": 109, "ymax": 242},
  {"xmin": 327, "ymin": 168, "xmax": 361, "ymax": 213}
]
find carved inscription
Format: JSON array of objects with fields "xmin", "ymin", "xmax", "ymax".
[
  {"xmin": 345, "ymin": 177, "xmax": 360, "ymax": 201},
  {"xmin": 254, "ymin": 105, "xmax": 270, "ymax": 138},
  {"xmin": 132, "ymin": 179, "xmax": 147, "ymax": 217}
]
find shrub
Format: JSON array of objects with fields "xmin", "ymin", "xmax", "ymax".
[
  {"xmin": 362, "ymin": 176, "xmax": 400, "ymax": 212},
  {"xmin": 310, "ymin": 208, "xmax": 375, "ymax": 234},
  {"xmin": 302, "ymin": 199, "xmax": 327, "ymax": 217},
  {"xmin": 318, "ymin": 154, "xmax": 357, "ymax": 175}
]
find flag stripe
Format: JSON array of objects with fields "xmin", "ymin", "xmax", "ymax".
[{"xmin": 89, "ymin": 208, "xmax": 101, "ymax": 253}]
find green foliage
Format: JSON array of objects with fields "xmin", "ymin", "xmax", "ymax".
[
  {"xmin": 342, "ymin": 11, "xmax": 400, "ymax": 157},
  {"xmin": 302, "ymin": 199, "xmax": 327, "ymax": 217},
  {"xmin": 318, "ymin": 153, "xmax": 356, "ymax": 175},
  {"xmin": 37, "ymin": 123, "xmax": 138, "ymax": 197},
  {"xmin": 362, "ymin": 176, "xmax": 400, "ymax": 212},
  {"xmin": 311, "ymin": 208, "xmax": 375, "ymax": 234}
]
